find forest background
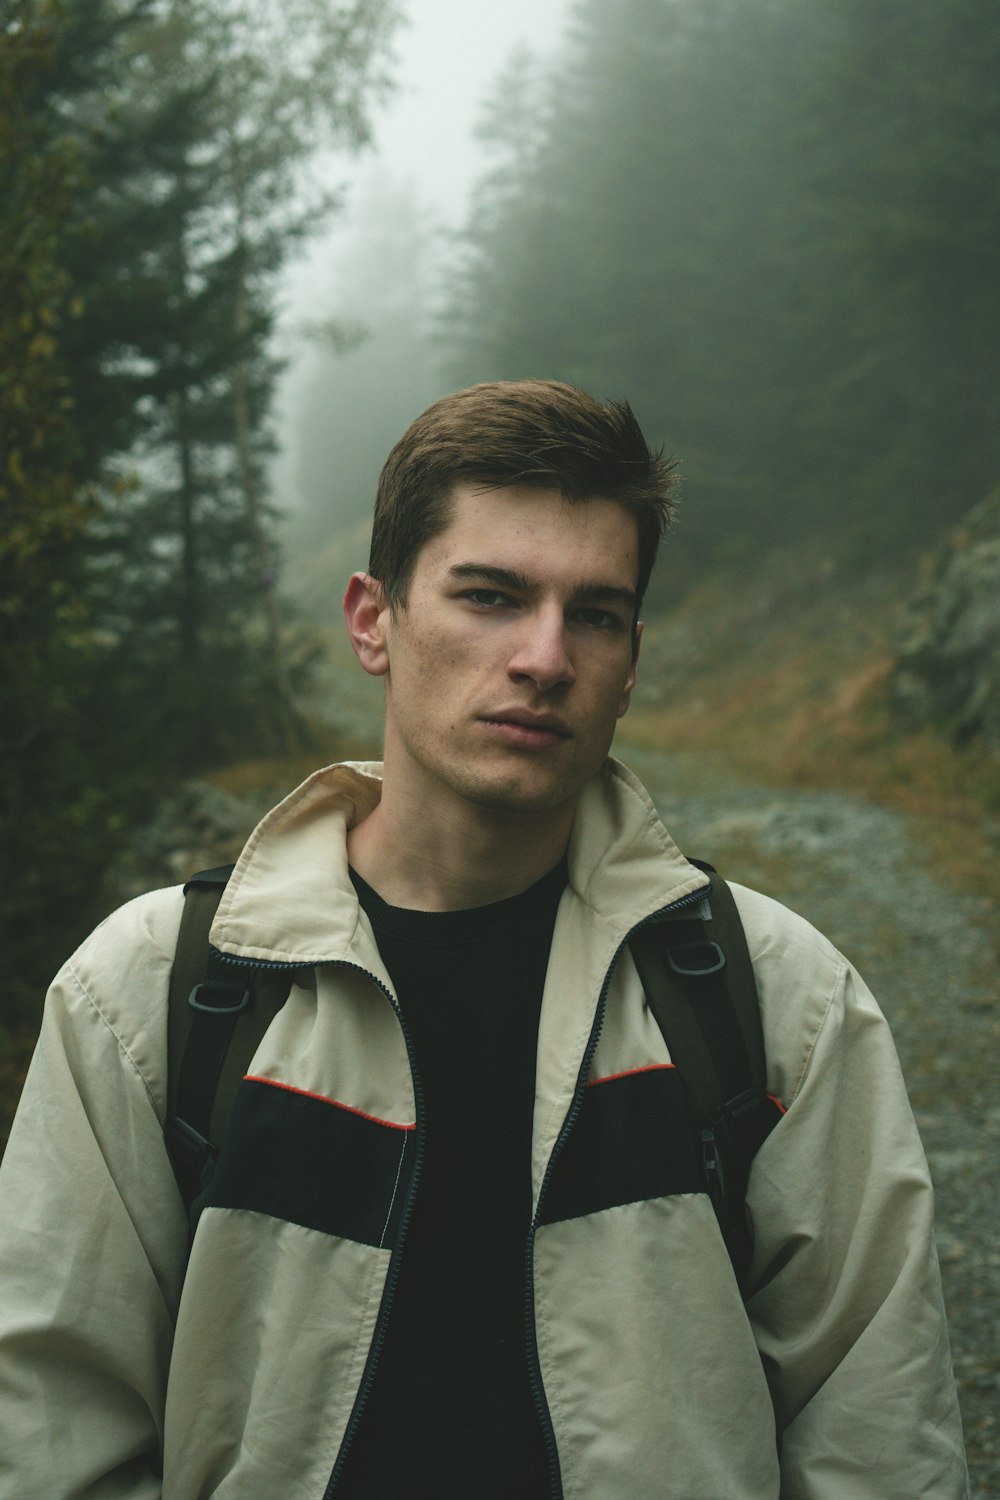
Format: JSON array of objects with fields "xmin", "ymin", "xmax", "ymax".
[{"xmin": 2, "ymin": 0, "xmax": 998, "ymax": 1132}]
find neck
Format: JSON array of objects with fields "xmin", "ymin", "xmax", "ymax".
[{"xmin": 347, "ymin": 769, "xmax": 575, "ymax": 913}]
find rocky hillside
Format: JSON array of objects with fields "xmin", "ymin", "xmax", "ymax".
[
  {"xmin": 626, "ymin": 514, "xmax": 1000, "ymax": 911},
  {"xmin": 891, "ymin": 488, "xmax": 1000, "ymax": 748}
]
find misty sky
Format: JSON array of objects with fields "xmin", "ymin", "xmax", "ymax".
[
  {"xmin": 370, "ymin": 0, "xmax": 570, "ymax": 220},
  {"xmin": 274, "ymin": 0, "xmax": 570, "ymax": 512},
  {"xmin": 283, "ymin": 0, "xmax": 569, "ymax": 316}
]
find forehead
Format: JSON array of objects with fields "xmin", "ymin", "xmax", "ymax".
[{"xmin": 417, "ymin": 482, "xmax": 640, "ymax": 589}]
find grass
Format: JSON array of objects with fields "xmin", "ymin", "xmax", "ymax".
[{"xmin": 202, "ymin": 719, "xmax": 382, "ymax": 799}]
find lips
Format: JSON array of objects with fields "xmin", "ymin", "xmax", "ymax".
[
  {"xmin": 486, "ymin": 710, "xmax": 571, "ymax": 737},
  {"xmin": 480, "ymin": 710, "xmax": 572, "ymax": 749}
]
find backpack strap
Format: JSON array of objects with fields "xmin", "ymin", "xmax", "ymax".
[
  {"xmin": 628, "ymin": 865, "xmax": 782, "ymax": 1290},
  {"xmin": 165, "ymin": 865, "xmax": 292, "ymax": 1236}
]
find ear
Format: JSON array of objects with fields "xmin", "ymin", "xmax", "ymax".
[
  {"xmin": 343, "ymin": 572, "xmax": 391, "ymax": 678},
  {"xmin": 616, "ymin": 620, "xmax": 643, "ymax": 719}
]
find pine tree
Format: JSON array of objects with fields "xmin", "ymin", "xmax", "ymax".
[
  {"xmin": 444, "ymin": 0, "xmax": 826, "ymax": 568},
  {"xmin": 166, "ymin": 0, "xmax": 399, "ymax": 746},
  {"xmin": 796, "ymin": 0, "xmax": 1000, "ymax": 547},
  {"xmin": 63, "ymin": 0, "xmax": 399, "ymax": 763},
  {"xmin": 443, "ymin": 0, "xmax": 999, "ymax": 575},
  {"xmin": 0, "ymin": 0, "xmax": 399, "ymax": 1056},
  {"xmin": 0, "ymin": 0, "xmax": 155, "ymax": 1034}
]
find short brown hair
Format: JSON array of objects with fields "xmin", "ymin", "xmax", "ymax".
[{"xmin": 368, "ymin": 380, "xmax": 676, "ymax": 612}]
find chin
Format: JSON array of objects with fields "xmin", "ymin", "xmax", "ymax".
[{"xmin": 453, "ymin": 768, "xmax": 586, "ymax": 817}]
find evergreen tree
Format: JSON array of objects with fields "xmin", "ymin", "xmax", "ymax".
[
  {"xmin": 444, "ymin": 0, "xmax": 827, "ymax": 565},
  {"xmin": 54, "ymin": 0, "xmax": 399, "ymax": 763},
  {"xmin": 796, "ymin": 0, "xmax": 1000, "ymax": 547},
  {"xmin": 0, "ymin": 0, "xmax": 157, "ymax": 1037},
  {"xmin": 444, "ymin": 44, "xmax": 556, "ymax": 382},
  {"xmin": 0, "ymin": 0, "xmax": 398, "ymax": 1054},
  {"xmin": 168, "ymin": 0, "xmax": 399, "ymax": 744},
  {"xmin": 443, "ymin": 0, "xmax": 1000, "ymax": 577},
  {"xmin": 79, "ymin": 5, "xmax": 279, "ymax": 761}
]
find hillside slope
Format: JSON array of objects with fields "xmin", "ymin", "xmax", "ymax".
[{"xmin": 624, "ymin": 550, "xmax": 1000, "ymax": 910}]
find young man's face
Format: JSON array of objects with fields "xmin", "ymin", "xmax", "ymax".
[{"xmin": 373, "ymin": 482, "xmax": 642, "ymax": 823}]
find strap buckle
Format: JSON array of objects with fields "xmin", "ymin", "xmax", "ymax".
[
  {"xmin": 666, "ymin": 939, "xmax": 726, "ymax": 977},
  {"xmin": 187, "ymin": 980, "xmax": 251, "ymax": 1016},
  {"xmin": 164, "ymin": 1114, "xmax": 217, "ymax": 1182}
]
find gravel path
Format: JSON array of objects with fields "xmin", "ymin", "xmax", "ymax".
[{"xmin": 621, "ymin": 739, "xmax": 999, "ymax": 1497}]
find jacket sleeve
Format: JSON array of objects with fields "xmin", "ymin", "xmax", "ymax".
[
  {"xmin": 0, "ymin": 889, "xmax": 188, "ymax": 1500},
  {"xmin": 738, "ymin": 889, "xmax": 970, "ymax": 1499}
]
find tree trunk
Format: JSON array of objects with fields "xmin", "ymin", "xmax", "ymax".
[
  {"xmin": 232, "ymin": 264, "xmax": 306, "ymax": 749},
  {"xmin": 175, "ymin": 389, "xmax": 200, "ymax": 667}
]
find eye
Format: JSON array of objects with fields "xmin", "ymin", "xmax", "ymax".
[
  {"xmin": 572, "ymin": 607, "xmax": 627, "ymax": 631},
  {"xmin": 462, "ymin": 589, "xmax": 517, "ymax": 609}
]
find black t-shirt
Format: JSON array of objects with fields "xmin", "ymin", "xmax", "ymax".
[{"xmin": 333, "ymin": 861, "xmax": 566, "ymax": 1499}]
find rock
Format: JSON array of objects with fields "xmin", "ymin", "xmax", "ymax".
[
  {"xmin": 102, "ymin": 780, "xmax": 277, "ymax": 905},
  {"xmin": 891, "ymin": 489, "xmax": 1000, "ymax": 746}
]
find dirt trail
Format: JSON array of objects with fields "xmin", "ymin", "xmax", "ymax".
[{"xmin": 619, "ymin": 737, "xmax": 999, "ymax": 1497}]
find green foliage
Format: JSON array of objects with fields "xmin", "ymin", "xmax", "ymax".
[
  {"xmin": 1, "ymin": 1, "xmax": 94, "ymax": 643},
  {"xmin": 796, "ymin": 0, "xmax": 1000, "ymax": 545},
  {"xmin": 0, "ymin": 0, "xmax": 399, "ymax": 1056},
  {"xmin": 0, "ymin": 0, "xmax": 121, "ymax": 1031}
]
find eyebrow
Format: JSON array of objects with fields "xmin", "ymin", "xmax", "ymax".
[{"xmin": 447, "ymin": 563, "xmax": 637, "ymax": 613}]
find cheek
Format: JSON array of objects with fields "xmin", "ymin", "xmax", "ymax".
[
  {"xmin": 422, "ymin": 619, "xmax": 497, "ymax": 675},
  {"xmin": 391, "ymin": 624, "xmax": 479, "ymax": 714}
]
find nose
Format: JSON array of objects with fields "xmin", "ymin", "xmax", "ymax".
[{"xmin": 506, "ymin": 607, "xmax": 576, "ymax": 692}]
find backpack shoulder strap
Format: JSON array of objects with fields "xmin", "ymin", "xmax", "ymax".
[
  {"xmin": 628, "ymin": 864, "xmax": 782, "ymax": 1290},
  {"xmin": 165, "ymin": 865, "xmax": 292, "ymax": 1235}
]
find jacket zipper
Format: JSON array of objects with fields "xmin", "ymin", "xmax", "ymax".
[
  {"xmin": 522, "ymin": 883, "xmax": 710, "ymax": 1499},
  {"xmin": 216, "ymin": 948, "xmax": 425, "ymax": 1500},
  {"xmin": 319, "ymin": 961, "xmax": 426, "ymax": 1500},
  {"xmin": 215, "ymin": 881, "xmax": 709, "ymax": 1498}
]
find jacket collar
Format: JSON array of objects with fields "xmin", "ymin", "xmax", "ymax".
[{"xmin": 209, "ymin": 757, "xmax": 707, "ymax": 965}]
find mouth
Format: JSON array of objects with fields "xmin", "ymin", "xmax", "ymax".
[{"xmin": 480, "ymin": 711, "xmax": 572, "ymax": 748}]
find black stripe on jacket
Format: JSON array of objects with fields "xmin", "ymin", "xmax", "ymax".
[
  {"xmin": 204, "ymin": 1075, "xmax": 416, "ymax": 1248},
  {"xmin": 204, "ymin": 1064, "xmax": 701, "ymax": 1243},
  {"xmin": 538, "ymin": 1063, "xmax": 702, "ymax": 1226}
]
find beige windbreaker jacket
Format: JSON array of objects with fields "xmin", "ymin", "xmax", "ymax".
[{"xmin": 0, "ymin": 759, "xmax": 969, "ymax": 1499}]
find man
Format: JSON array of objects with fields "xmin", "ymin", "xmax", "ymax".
[{"xmin": 0, "ymin": 381, "xmax": 968, "ymax": 1497}]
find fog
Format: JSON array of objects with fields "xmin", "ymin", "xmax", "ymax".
[
  {"xmin": 274, "ymin": 0, "xmax": 999, "ymax": 604},
  {"xmin": 272, "ymin": 0, "xmax": 571, "ymax": 565}
]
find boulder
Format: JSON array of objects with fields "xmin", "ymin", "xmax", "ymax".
[
  {"xmin": 891, "ymin": 489, "xmax": 1000, "ymax": 746},
  {"xmin": 102, "ymin": 780, "xmax": 276, "ymax": 905}
]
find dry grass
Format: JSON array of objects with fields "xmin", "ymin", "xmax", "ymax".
[
  {"xmin": 626, "ymin": 564, "xmax": 1000, "ymax": 917},
  {"xmin": 202, "ymin": 724, "xmax": 381, "ymax": 800}
]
